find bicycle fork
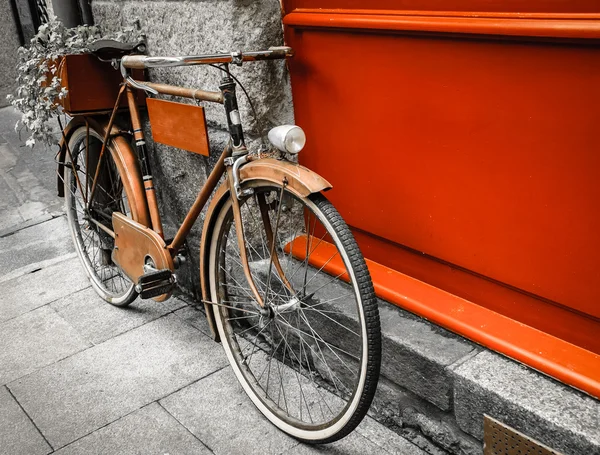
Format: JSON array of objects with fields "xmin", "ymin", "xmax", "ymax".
[{"xmin": 226, "ymin": 159, "xmax": 297, "ymax": 311}]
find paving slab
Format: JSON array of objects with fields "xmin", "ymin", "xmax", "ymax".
[
  {"xmin": 53, "ymin": 402, "xmax": 211, "ymax": 455},
  {"xmin": 0, "ymin": 212, "xmax": 53, "ymax": 237},
  {"xmin": 281, "ymin": 417, "xmax": 429, "ymax": 454},
  {"xmin": 0, "ymin": 140, "xmax": 63, "ymax": 233},
  {"xmin": 0, "ymin": 252, "xmax": 77, "ymax": 284},
  {"xmin": 356, "ymin": 416, "xmax": 427, "ymax": 455},
  {"xmin": 282, "ymin": 433, "xmax": 388, "ymax": 455},
  {"xmin": 452, "ymin": 350, "xmax": 600, "ymax": 455},
  {"xmin": 0, "ymin": 216, "xmax": 73, "ymax": 277},
  {"xmin": 0, "ymin": 386, "xmax": 52, "ymax": 455},
  {"xmin": 0, "ymin": 256, "xmax": 89, "ymax": 323},
  {"xmin": 9, "ymin": 314, "xmax": 228, "ymax": 449},
  {"xmin": 51, "ymin": 286, "xmax": 182, "ymax": 345},
  {"xmin": 173, "ymin": 302, "xmax": 214, "ymax": 338},
  {"xmin": 0, "ymin": 305, "xmax": 90, "ymax": 385},
  {"xmin": 159, "ymin": 293, "xmax": 189, "ymax": 313},
  {"xmin": 0, "ymin": 107, "xmax": 20, "ymax": 135},
  {"xmin": 160, "ymin": 366, "xmax": 299, "ymax": 455},
  {"xmin": 0, "ymin": 211, "xmax": 24, "ymax": 236},
  {"xmin": 0, "ymin": 165, "xmax": 21, "ymax": 215}
]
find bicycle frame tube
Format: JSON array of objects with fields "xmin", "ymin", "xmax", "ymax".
[
  {"xmin": 168, "ymin": 69, "xmax": 246, "ymax": 253},
  {"xmin": 87, "ymin": 84, "xmax": 126, "ymax": 210},
  {"xmin": 120, "ymin": 68, "xmax": 265, "ymax": 307},
  {"xmin": 130, "ymin": 81, "xmax": 223, "ymax": 104},
  {"xmin": 125, "ymin": 86, "xmax": 165, "ymax": 238},
  {"xmin": 167, "ymin": 144, "xmax": 230, "ymax": 253},
  {"xmin": 115, "ymin": 76, "xmax": 231, "ymax": 254}
]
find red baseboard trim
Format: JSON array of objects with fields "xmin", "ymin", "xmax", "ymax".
[{"xmin": 287, "ymin": 235, "xmax": 600, "ymax": 399}]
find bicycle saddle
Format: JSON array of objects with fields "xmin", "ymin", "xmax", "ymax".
[{"xmin": 89, "ymin": 39, "xmax": 147, "ymax": 60}]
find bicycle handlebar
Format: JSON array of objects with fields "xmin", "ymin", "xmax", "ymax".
[{"xmin": 121, "ymin": 46, "xmax": 293, "ymax": 70}]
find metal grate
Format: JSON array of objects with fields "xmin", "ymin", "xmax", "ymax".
[
  {"xmin": 35, "ymin": 0, "xmax": 49, "ymax": 25},
  {"xmin": 483, "ymin": 415, "xmax": 563, "ymax": 455}
]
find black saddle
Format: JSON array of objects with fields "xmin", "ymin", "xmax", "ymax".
[{"xmin": 89, "ymin": 39, "xmax": 147, "ymax": 60}]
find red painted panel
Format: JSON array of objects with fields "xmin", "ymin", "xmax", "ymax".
[
  {"xmin": 286, "ymin": 28, "xmax": 600, "ymax": 319},
  {"xmin": 351, "ymin": 229, "xmax": 600, "ymax": 354},
  {"xmin": 284, "ymin": 1, "xmax": 600, "ymax": 14},
  {"xmin": 285, "ymin": 10, "xmax": 600, "ymax": 40}
]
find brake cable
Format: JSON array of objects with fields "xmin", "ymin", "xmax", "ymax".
[{"xmin": 209, "ymin": 63, "xmax": 269, "ymax": 150}]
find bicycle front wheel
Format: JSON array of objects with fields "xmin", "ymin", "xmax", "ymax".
[
  {"xmin": 208, "ymin": 181, "xmax": 381, "ymax": 443},
  {"xmin": 64, "ymin": 125, "xmax": 137, "ymax": 306}
]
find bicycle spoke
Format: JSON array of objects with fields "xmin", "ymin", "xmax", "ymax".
[
  {"xmin": 213, "ymin": 184, "xmax": 379, "ymax": 438},
  {"xmin": 65, "ymin": 129, "xmax": 134, "ymax": 304},
  {"xmin": 301, "ymin": 305, "xmax": 359, "ymax": 337}
]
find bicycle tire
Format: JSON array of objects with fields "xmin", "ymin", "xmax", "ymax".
[
  {"xmin": 64, "ymin": 125, "xmax": 138, "ymax": 306},
  {"xmin": 208, "ymin": 180, "xmax": 381, "ymax": 443}
]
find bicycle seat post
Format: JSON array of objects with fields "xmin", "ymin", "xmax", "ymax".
[{"xmin": 125, "ymin": 85, "xmax": 164, "ymax": 239}]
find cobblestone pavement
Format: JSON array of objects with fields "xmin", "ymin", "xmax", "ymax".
[{"xmin": 0, "ymin": 107, "xmax": 426, "ymax": 455}]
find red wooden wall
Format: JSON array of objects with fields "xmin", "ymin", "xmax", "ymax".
[{"xmin": 282, "ymin": 1, "xmax": 600, "ymax": 397}]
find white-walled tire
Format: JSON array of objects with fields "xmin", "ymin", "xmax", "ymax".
[
  {"xmin": 208, "ymin": 181, "xmax": 381, "ymax": 443},
  {"xmin": 64, "ymin": 126, "xmax": 137, "ymax": 306}
]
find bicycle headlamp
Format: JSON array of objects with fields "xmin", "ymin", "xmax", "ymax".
[{"xmin": 268, "ymin": 125, "xmax": 306, "ymax": 154}]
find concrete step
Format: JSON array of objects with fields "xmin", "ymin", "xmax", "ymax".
[{"xmin": 366, "ymin": 296, "xmax": 600, "ymax": 455}]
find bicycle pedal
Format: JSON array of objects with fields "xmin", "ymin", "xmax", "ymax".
[{"xmin": 135, "ymin": 269, "xmax": 176, "ymax": 299}]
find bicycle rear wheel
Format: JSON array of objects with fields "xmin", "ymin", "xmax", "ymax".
[
  {"xmin": 64, "ymin": 126, "xmax": 137, "ymax": 306},
  {"xmin": 208, "ymin": 181, "xmax": 381, "ymax": 443}
]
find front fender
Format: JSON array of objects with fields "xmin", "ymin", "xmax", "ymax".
[
  {"xmin": 199, "ymin": 157, "xmax": 333, "ymax": 341},
  {"xmin": 199, "ymin": 183, "xmax": 229, "ymax": 342},
  {"xmin": 239, "ymin": 158, "xmax": 332, "ymax": 197}
]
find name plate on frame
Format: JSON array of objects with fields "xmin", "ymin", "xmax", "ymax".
[{"xmin": 146, "ymin": 98, "xmax": 210, "ymax": 156}]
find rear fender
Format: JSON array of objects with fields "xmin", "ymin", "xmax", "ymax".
[{"xmin": 57, "ymin": 116, "xmax": 150, "ymax": 227}]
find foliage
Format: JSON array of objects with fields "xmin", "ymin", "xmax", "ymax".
[{"xmin": 7, "ymin": 18, "xmax": 143, "ymax": 148}]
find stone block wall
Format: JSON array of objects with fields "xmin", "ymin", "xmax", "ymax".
[
  {"xmin": 1, "ymin": 2, "xmax": 21, "ymax": 108},
  {"xmin": 92, "ymin": 0, "xmax": 294, "ymax": 293}
]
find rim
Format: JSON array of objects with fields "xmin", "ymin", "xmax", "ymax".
[
  {"xmin": 65, "ymin": 129, "xmax": 135, "ymax": 303},
  {"xmin": 210, "ymin": 184, "xmax": 369, "ymax": 439}
]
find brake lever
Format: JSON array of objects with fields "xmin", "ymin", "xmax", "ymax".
[{"xmin": 126, "ymin": 76, "xmax": 159, "ymax": 95}]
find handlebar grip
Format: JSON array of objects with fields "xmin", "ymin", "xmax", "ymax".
[
  {"xmin": 122, "ymin": 55, "xmax": 148, "ymax": 69},
  {"xmin": 243, "ymin": 46, "xmax": 294, "ymax": 62}
]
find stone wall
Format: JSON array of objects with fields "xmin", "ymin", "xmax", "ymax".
[
  {"xmin": 1, "ymin": 2, "xmax": 21, "ymax": 108},
  {"xmin": 92, "ymin": 0, "xmax": 294, "ymax": 294}
]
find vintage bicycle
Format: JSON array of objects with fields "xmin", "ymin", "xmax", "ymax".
[{"xmin": 55, "ymin": 40, "xmax": 381, "ymax": 443}]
